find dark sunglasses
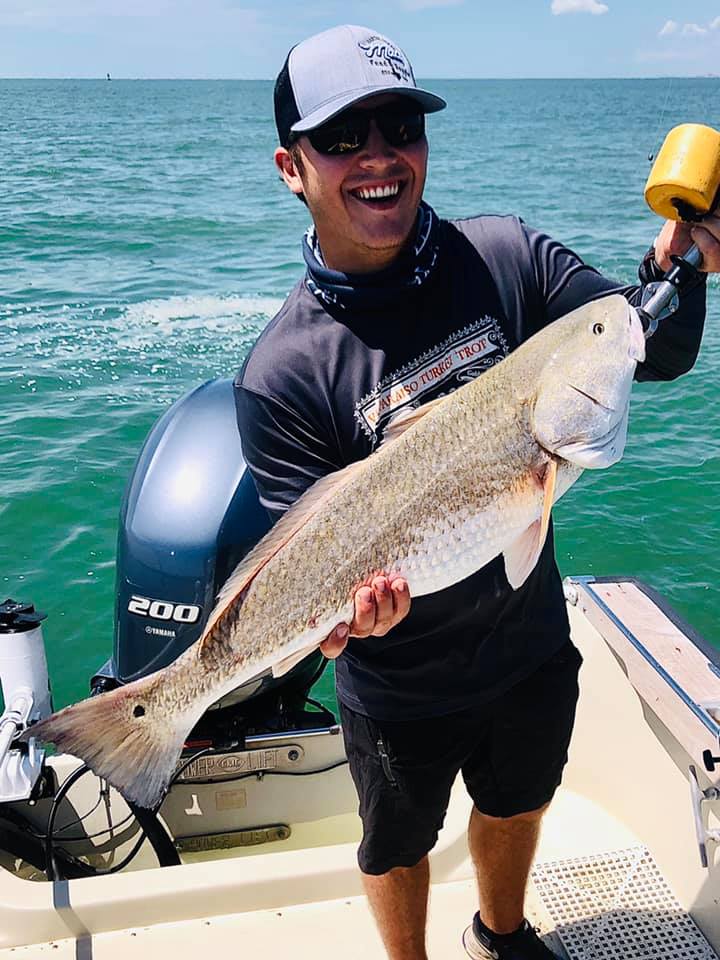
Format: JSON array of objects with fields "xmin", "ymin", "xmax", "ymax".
[{"xmin": 298, "ymin": 106, "xmax": 425, "ymax": 156}]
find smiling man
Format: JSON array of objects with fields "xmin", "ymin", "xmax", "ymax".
[
  {"xmin": 277, "ymin": 90, "xmax": 430, "ymax": 272},
  {"xmin": 234, "ymin": 24, "xmax": 718, "ymax": 960}
]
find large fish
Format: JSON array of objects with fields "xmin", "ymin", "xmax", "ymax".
[{"xmin": 24, "ymin": 294, "xmax": 646, "ymax": 809}]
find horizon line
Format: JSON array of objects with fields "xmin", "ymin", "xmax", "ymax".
[{"xmin": 1, "ymin": 74, "xmax": 718, "ymax": 82}]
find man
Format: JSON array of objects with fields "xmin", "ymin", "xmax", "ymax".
[{"xmin": 235, "ymin": 24, "xmax": 720, "ymax": 960}]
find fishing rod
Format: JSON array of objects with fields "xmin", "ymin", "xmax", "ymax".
[{"xmin": 639, "ymin": 122, "xmax": 720, "ymax": 337}]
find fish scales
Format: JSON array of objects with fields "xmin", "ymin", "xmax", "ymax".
[
  {"xmin": 23, "ymin": 295, "xmax": 643, "ymax": 808},
  {"xmin": 201, "ymin": 355, "xmax": 550, "ymax": 682}
]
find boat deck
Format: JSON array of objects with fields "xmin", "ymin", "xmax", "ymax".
[
  {"xmin": 3, "ymin": 789, "xmax": 713, "ymax": 958},
  {"xmin": 2, "ymin": 579, "xmax": 720, "ymax": 958}
]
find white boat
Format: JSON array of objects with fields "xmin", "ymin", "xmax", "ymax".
[
  {"xmin": 1, "ymin": 381, "xmax": 718, "ymax": 958},
  {"xmin": 1, "ymin": 576, "xmax": 718, "ymax": 959}
]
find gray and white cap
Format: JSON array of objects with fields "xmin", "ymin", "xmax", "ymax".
[{"xmin": 274, "ymin": 24, "xmax": 446, "ymax": 146}]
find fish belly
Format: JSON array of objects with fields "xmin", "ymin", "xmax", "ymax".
[{"xmin": 395, "ymin": 488, "xmax": 541, "ymax": 597}]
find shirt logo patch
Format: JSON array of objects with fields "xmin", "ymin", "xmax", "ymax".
[{"xmin": 354, "ymin": 316, "xmax": 509, "ymax": 442}]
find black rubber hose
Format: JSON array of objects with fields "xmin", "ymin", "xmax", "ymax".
[
  {"xmin": 0, "ymin": 778, "xmax": 179, "ymax": 877},
  {"xmin": 43, "ymin": 765, "xmax": 179, "ymax": 877},
  {"xmin": 128, "ymin": 801, "xmax": 180, "ymax": 867}
]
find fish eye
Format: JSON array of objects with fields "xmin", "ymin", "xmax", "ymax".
[
  {"xmin": 592, "ymin": 323, "xmax": 605, "ymax": 335},
  {"xmin": 133, "ymin": 705, "xmax": 146, "ymax": 718}
]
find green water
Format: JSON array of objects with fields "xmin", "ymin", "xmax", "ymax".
[{"xmin": 1, "ymin": 79, "xmax": 718, "ymax": 710}]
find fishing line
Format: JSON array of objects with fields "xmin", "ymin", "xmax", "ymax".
[
  {"xmin": 647, "ymin": 76, "xmax": 674, "ymax": 162},
  {"xmin": 702, "ymin": 77, "xmax": 718, "ymax": 130}
]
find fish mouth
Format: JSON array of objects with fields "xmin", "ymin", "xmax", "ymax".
[
  {"xmin": 548, "ymin": 399, "xmax": 631, "ymax": 470},
  {"xmin": 568, "ymin": 383, "xmax": 616, "ymax": 413}
]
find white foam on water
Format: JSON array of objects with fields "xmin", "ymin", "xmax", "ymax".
[
  {"xmin": 122, "ymin": 294, "xmax": 284, "ymax": 334},
  {"xmin": 49, "ymin": 525, "xmax": 94, "ymax": 558}
]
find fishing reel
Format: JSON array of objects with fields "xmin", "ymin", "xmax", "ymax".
[{"xmin": 639, "ymin": 122, "xmax": 720, "ymax": 336}]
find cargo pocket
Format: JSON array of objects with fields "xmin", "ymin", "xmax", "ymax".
[{"xmin": 376, "ymin": 735, "xmax": 399, "ymax": 789}]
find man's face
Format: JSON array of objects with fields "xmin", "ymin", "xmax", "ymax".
[{"xmin": 275, "ymin": 94, "xmax": 428, "ymax": 274}]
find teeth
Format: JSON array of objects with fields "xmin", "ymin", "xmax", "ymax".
[{"xmin": 356, "ymin": 182, "xmax": 400, "ymax": 200}]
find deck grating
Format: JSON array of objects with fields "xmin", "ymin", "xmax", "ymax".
[{"xmin": 531, "ymin": 845, "xmax": 717, "ymax": 959}]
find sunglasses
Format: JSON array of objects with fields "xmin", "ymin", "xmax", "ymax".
[{"xmin": 298, "ymin": 106, "xmax": 426, "ymax": 156}]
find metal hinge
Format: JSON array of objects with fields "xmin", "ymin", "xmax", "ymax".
[{"xmin": 689, "ymin": 764, "xmax": 720, "ymax": 868}]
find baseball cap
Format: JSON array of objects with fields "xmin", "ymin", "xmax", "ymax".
[{"xmin": 274, "ymin": 24, "xmax": 446, "ymax": 147}]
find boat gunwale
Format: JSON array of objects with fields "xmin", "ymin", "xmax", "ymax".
[{"xmin": 569, "ymin": 575, "xmax": 720, "ymax": 739}]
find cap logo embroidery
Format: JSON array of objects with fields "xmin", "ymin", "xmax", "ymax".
[{"xmin": 358, "ymin": 37, "xmax": 413, "ymax": 83}]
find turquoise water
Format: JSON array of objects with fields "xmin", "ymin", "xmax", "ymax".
[{"xmin": 1, "ymin": 79, "xmax": 718, "ymax": 710}]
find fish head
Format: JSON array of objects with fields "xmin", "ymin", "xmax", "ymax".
[{"xmin": 531, "ymin": 295, "xmax": 645, "ymax": 469}]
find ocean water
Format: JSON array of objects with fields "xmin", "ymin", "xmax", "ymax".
[{"xmin": 1, "ymin": 78, "xmax": 718, "ymax": 711}]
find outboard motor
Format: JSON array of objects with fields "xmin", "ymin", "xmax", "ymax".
[{"xmin": 92, "ymin": 378, "xmax": 330, "ymax": 740}]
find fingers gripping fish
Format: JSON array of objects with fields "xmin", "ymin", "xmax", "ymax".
[{"xmin": 22, "ymin": 295, "xmax": 645, "ymax": 809}]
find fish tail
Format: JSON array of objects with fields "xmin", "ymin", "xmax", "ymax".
[{"xmin": 24, "ymin": 673, "xmax": 195, "ymax": 809}]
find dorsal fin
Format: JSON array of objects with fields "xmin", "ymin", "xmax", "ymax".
[
  {"xmin": 381, "ymin": 395, "xmax": 448, "ymax": 445},
  {"xmin": 198, "ymin": 458, "xmax": 367, "ymax": 651}
]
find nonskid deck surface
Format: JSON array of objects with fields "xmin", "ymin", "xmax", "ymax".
[{"xmin": 531, "ymin": 846, "xmax": 716, "ymax": 959}]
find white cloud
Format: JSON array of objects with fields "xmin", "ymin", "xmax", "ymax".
[
  {"xmin": 551, "ymin": 0, "xmax": 609, "ymax": 14},
  {"xmin": 682, "ymin": 22, "xmax": 708, "ymax": 35},
  {"xmin": 638, "ymin": 15, "xmax": 720, "ymax": 73},
  {"xmin": 656, "ymin": 15, "xmax": 720, "ymax": 39},
  {"xmin": 401, "ymin": 0, "xmax": 463, "ymax": 8}
]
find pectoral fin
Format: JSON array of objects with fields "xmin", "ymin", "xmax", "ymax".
[
  {"xmin": 503, "ymin": 459, "xmax": 557, "ymax": 590},
  {"xmin": 539, "ymin": 458, "xmax": 557, "ymax": 545},
  {"xmin": 272, "ymin": 642, "xmax": 320, "ymax": 678}
]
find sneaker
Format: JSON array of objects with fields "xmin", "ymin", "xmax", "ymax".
[{"xmin": 462, "ymin": 913, "xmax": 560, "ymax": 960}]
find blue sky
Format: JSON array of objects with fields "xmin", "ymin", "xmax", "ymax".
[{"xmin": 1, "ymin": 1, "xmax": 719, "ymax": 78}]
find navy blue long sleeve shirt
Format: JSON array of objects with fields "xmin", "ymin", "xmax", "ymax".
[{"xmin": 235, "ymin": 211, "xmax": 706, "ymax": 720}]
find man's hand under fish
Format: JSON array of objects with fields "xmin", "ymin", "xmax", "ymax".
[{"xmin": 320, "ymin": 574, "xmax": 411, "ymax": 658}]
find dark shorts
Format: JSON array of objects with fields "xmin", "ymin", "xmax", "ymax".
[{"xmin": 339, "ymin": 642, "xmax": 582, "ymax": 876}]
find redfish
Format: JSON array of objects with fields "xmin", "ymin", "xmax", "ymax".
[{"xmin": 24, "ymin": 295, "xmax": 645, "ymax": 809}]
